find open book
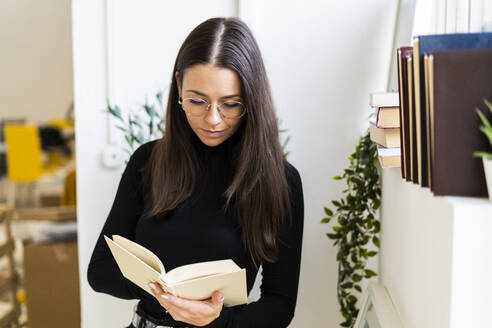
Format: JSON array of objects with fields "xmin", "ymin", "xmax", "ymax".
[{"xmin": 104, "ymin": 235, "xmax": 248, "ymax": 307}]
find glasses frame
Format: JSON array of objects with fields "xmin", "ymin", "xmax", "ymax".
[{"xmin": 178, "ymin": 97, "xmax": 246, "ymax": 119}]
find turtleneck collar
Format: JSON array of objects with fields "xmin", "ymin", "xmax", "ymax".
[
  {"xmin": 193, "ymin": 128, "xmax": 242, "ymax": 158},
  {"xmin": 188, "ymin": 130, "xmax": 241, "ymax": 193}
]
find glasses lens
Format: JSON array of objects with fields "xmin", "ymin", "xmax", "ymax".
[
  {"xmin": 182, "ymin": 98, "xmax": 208, "ymax": 116},
  {"xmin": 181, "ymin": 98, "xmax": 245, "ymax": 118},
  {"xmin": 219, "ymin": 101, "xmax": 244, "ymax": 119}
]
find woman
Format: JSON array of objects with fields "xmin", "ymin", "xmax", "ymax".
[{"xmin": 88, "ymin": 17, "xmax": 304, "ymax": 328}]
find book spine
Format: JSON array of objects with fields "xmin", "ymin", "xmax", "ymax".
[{"xmin": 158, "ymin": 277, "xmax": 175, "ymax": 296}]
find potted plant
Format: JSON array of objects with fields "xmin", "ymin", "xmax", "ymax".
[
  {"xmin": 320, "ymin": 130, "xmax": 381, "ymax": 327},
  {"xmin": 473, "ymin": 98, "xmax": 492, "ymax": 201}
]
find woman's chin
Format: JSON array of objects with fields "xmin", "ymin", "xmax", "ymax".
[{"xmin": 197, "ymin": 135, "xmax": 226, "ymax": 147}]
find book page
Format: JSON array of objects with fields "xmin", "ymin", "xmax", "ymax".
[
  {"xmin": 162, "ymin": 259, "xmax": 240, "ymax": 285},
  {"xmin": 104, "ymin": 235, "xmax": 165, "ymax": 295},
  {"xmin": 112, "ymin": 235, "xmax": 165, "ymax": 274},
  {"xmin": 172, "ymin": 269, "xmax": 248, "ymax": 307}
]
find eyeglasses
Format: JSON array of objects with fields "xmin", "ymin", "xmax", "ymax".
[{"xmin": 178, "ymin": 97, "xmax": 246, "ymax": 119}]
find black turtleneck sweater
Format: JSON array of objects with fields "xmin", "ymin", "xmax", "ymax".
[{"xmin": 87, "ymin": 136, "xmax": 304, "ymax": 328}]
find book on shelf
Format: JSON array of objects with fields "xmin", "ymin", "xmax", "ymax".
[
  {"xmin": 104, "ymin": 235, "xmax": 248, "ymax": 307},
  {"xmin": 369, "ymin": 92, "xmax": 399, "ymax": 108},
  {"xmin": 424, "ymin": 54, "xmax": 433, "ymax": 188},
  {"xmin": 412, "ymin": 32, "xmax": 492, "ymax": 188},
  {"xmin": 371, "ymin": 106, "xmax": 400, "ymax": 129},
  {"xmin": 377, "ymin": 146, "xmax": 401, "ymax": 168},
  {"xmin": 397, "ymin": 46, "xmax": 413, "ymax": 180},
  {"xmin": 369, "ymin": 123, "xmax": 400, "ymax": 148},
  {"xmin": 406, "ymin": 52, "xmax": 419, "ymax": 183},
  {"xmin": 425, "ymin": 48, "xmax": 492, "ymax": 197}
]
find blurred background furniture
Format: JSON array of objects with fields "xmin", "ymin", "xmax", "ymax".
[
  {"xmin": 0, "ymin": 116, "xmax": 77, "ymax": 327},
  {"xmin": 0, "ymin": 204, "xmax": 21, "ymax": 328},
  {"xmin": 12, "ymin": 205, "xmax": 78, "ymax": 328},
  {"xmin": 1, "ymin": 119, "xmax": 75, "ymax": 209}
]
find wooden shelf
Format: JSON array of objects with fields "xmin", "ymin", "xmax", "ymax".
[
  {"xmin": 0, "ymin": 205, "xmax": 21, "ymax": 327},
  {"xmin": 0, "ymin": 302, "xmax": 20, "ymax": 328},
  {"xmin": 0, "ymin": 240, "xmax": 15, "ymax": 257},
  {"xmin": 13, "ymin": 205, "xmax": 76, "ymax": 222},
  {"xmin": 0, "ymin": 272, "xmax": 17, "ymax": 296}
]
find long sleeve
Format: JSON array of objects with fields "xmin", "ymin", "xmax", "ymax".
[
  {"xmin": 87, "ymin": 144, "xmax": 149, "ymax": 299},
  {"xmin": 204, "ymin": 163, "xmax": 304, "ymax": 328}
]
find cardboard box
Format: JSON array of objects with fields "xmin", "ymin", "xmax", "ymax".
[
  {"xmin": 39, "ymin": 192, "xmax": 61, "ymax": 207},
  {"xmin": 23, "ymin": 240, "xmax": 80, "ymax": 327}
]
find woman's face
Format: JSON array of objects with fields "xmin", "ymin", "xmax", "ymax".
[{"xmin": 176, "ymin": 64, "xmax": 243, "ymax": 147}]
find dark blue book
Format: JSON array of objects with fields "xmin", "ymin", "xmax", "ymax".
[{"xmin": 412, "ymin": 32, "xmax": 492, "ymax": 188}]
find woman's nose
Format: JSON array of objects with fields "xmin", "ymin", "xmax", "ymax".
[{"xmin": 204, "ymin": 102, "xmax": 222, "ymax": 125}]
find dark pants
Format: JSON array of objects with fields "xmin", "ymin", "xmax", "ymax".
[{"xmin": 126, "ymin": 301, "xmax": 189, "ymax": 328}]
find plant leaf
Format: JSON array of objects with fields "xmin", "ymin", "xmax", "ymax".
[
  {"xmin": 477, "ymin": 107, "xmax": 492, "ymax": 131},
  {"xmin": 324, "ymin": 207, "xmax": 333, "ymax": 216},
  {"xmin": 364, "ymin": 269, "xmax": 377, "ymax": 278},
  {"xmin": 474, "ymin": 152, "xmax": 492, "ymax": 160}
]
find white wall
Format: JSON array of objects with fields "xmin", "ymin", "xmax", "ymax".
[
  {"xmin": 380, "ymin": 168, "xmax": 492, "ymax": 328},
  {"xmin": 73, "ymin": 1, "xmax": 398, "ymax": 327},
  {"xmin": 0, "ymin": 0, "xmax": 73, "ymax": 123},
  {"xmin": 73, "ymin": 1, "xmax": 238, "ymax": 327},
  {"xmin": 240, "ymin": 1, "xmax": 398, "ymax": 326},
  {"xmin": 380, "ymin": 169, "xmax": 454, "ymax": 328}
]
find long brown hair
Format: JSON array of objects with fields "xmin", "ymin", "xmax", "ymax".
[{"xmin": 142, "ymin": 17, "xmax": 292, "ymax": 266}]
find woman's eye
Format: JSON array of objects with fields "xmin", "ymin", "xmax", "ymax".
[
  {"xmin": 222, "ymin": 101, "xmax": 240, "ymax": 108},
  {"xmin": 188, "ymin": 99, "xmax": 206, "ymax": 105}
]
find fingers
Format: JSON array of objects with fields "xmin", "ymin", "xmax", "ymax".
[
  {"xmin": 148, "ymin": 283, "xmax": 224, "ymax": 326},
  {"xmin": 148, "ymin": 282, "xmax": 170, "ymax": 312},
  {"xmin": 149, "ymin": 282, "xmax": 164, "ymax": 294},
  {"xmin": 211, "ymin": 291, "xmax": 224, "ymax": 306}
]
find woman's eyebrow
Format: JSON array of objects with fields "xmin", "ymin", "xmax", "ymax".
[{"xmin": 185, "ymin": 89, "xmax": 241, "ymax": 99}]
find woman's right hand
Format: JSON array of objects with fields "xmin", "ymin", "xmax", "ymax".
[{"xmin": 148, "ymin": 282, "xmax": 224, "ymax": 327}]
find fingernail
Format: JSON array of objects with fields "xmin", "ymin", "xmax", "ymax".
[
  {"xmin": 219, "ymin": 295, "xmax": 224, "ymax": 302},
  {"xmin": 148, "ymin": 283, "xmax": 156, "ymax": 290},
  {"xmin": 160, "ymin": 294, "xmax": 169, "ymax": 300}
]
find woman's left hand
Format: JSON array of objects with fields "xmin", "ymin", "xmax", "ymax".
[{"xmin": 148, "ymin": 282, "xmax": 224, "ymax": 327}]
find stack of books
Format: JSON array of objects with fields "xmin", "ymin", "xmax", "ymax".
[
  {"xmin": 369, "ymin": 92, "xmax": 401, "ymax": 169},
  {"xmin": 396, "ymin": 31, "xmax": 492, "ymax": 197}
]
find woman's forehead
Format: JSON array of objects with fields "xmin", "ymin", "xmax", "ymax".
[{"xmin": 182, "ymin": 64, "xmax": 241, "ymax": 97}]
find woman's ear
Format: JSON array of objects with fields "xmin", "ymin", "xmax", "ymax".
[{"xmin": 175, "ymin": 71, "xmax": 182, "ymax": 97}]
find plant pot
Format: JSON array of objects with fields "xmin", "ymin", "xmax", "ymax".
[{"xmin": 484, "ymin": 157, "xmax": 492, "ymax": 202}]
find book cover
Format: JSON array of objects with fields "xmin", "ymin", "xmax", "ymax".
[
  {"xmin": 405, "ymin": 53, "xmax": 418, "ymax": 183},
  {"xmin": 428, "ymin": 48, "xmax": 492, "ymax": 197},
  {"xmin": 424, "ymin": 54, "xmax": 432, "ymax": 188},
  {"xmin": 377, "ymin": 146, "xmax": 401, "ymax": 168},
  {"xmin": 369, "ymin": 123, "xmax": 400, "ymax": 148},
  {"xmin": 104, "ymin": 235, "xmax": 248, "ymax": 307},
  {"xmin": 373, "ymin": 107, "xmax": 400, "ymax": 129},
  {"xmin": 369, "ymin": 92, "xmax": 399, "ymax": 108},
  {"xmin": 413, "ymin": 32, "xmax": 492, "ymax": 187},
  {"xmin": 397, "ymin": 46, "xmax": 413, "ymax": 180}
]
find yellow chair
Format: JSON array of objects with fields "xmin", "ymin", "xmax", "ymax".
[
  {"xmin": 4, "ymin": 124, "xmax": 76, "ymax": 208},
  {"xmin": 61, "ymin": 169, "xmax": 76, "ymax": 206},
  {"xmin": 3, "ymin": 124, "xmax": 42, "ymax": 183}
]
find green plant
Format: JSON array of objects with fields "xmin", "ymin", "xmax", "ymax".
[
  {"xmin": 320, "ymin": 130, "xmax": 381, "ymax": 327},
  {"xmin": 104, "ymin": 90, "xmax": 165, "ymax": 162},
  {"xmin": 473, "ymin": 98, "xmax": 492, "ymax": 160},
  {"xmin": 278, "ymin": 118, "xmax": 291, "ymax": 157}
]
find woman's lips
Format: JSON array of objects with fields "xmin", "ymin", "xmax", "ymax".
[{"xmin": 202, "ymin": 129, "xmax": 225, "ymax": 137}]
